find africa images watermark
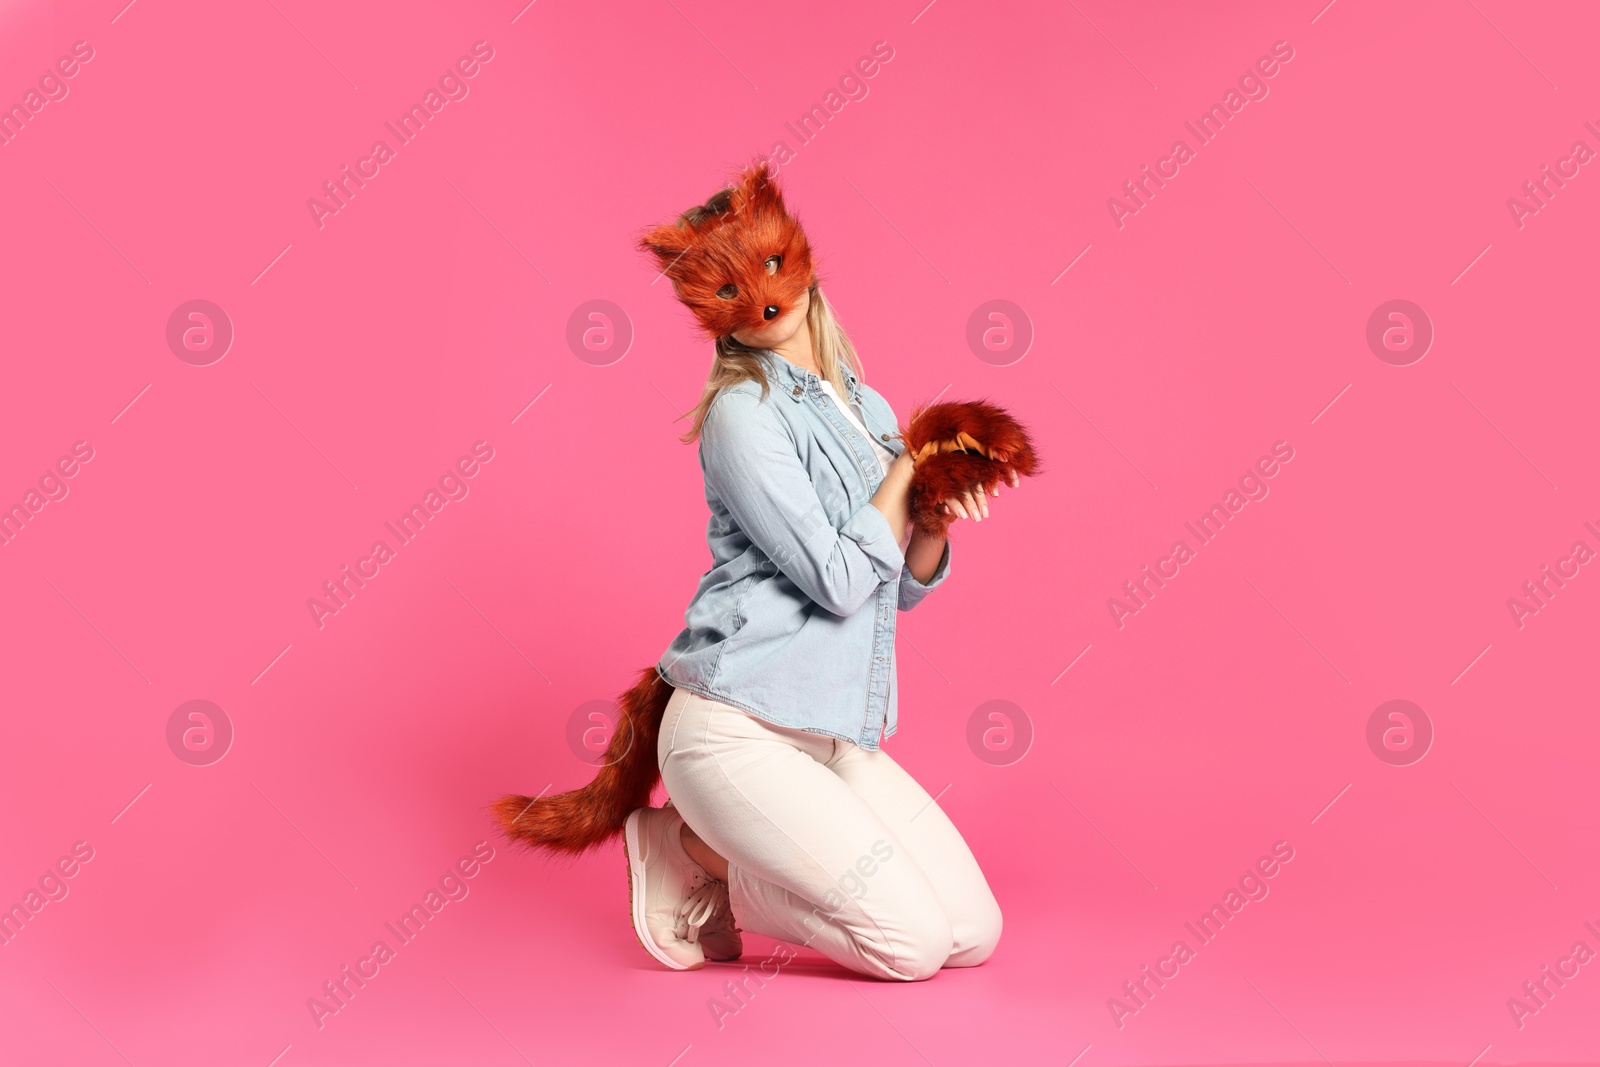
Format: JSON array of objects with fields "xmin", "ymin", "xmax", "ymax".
[
  {"xmin": 306, "ymin": 41, "xmax": 497, "ymax": 230},
  {"xmin": 306, "ymin": 441, "xmax": 496, "ymax": 629},
  {"xmin": 1107, "ymin": 40, "xmax": 1297, "ymax": 229},
  {"xmin": 0, "ymin": 840, "xmax": 96, "ymax": 949},
  {"xmin": 305, "ymin": 841, "xmax": 496, "ymax": 1029},
  {"xmin": 1505, "ymin": 119, "xmax": 1600, "ymax": 230},
  {"xmin": 1505, "ymin": 917, "xmax": 1600, "ymax": 1030},
  {"xmin": 757, "ymin": 40, "xmax": 896, "ymax": 176},
  {"xmin": 705, "ymin": 839, "xmax": 896, "ymax": 1030},
  {"xmin": 1505, "ymin": 519, "xmax": 1600, "ymax": 630},
  {"xmin": 0, "ymin": 440, "xmax": 96, "ymax": 549},
  {"xmin": 1108, "ymin": 840, "xmax": 1297, "ymax": 1029},
  {"xmin": 1107, "ymin": 441, "xmax": 1296, "ymax": 629},
  {"xmin": 0, "ymin": 39, "xmax": 96, "ymax": 149}
]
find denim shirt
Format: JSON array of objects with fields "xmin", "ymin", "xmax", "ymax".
[{"xmin": 657, "ymin": 349, "xmax": 952, "ymax": 749}]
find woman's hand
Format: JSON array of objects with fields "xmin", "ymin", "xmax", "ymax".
[
  {"xmin": 879, "ymin": 460, "xmax": 1020, "ymax": 583},
  {"xmin": 905, "ymin": 472, "xmax": 1017, "ymax": 583},
  {"xmin": 940, "ymin": 486, "xmax": 990, "ymax": 523},
  {"xmin": 938, "ymin": 470, "xmax": 1019, "ymax": 523}
]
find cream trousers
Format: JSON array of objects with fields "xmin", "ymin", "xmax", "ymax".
[{"xmin": 657, "ymin": 687, "xmax": 1002, "ymax": 981}]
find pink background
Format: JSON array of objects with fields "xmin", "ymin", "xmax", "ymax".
[{"xmin": 2, "ymin": 0, "xmax": 1597, "ymax": 1063}]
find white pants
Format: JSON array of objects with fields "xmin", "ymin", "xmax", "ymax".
[{"xmin": 658, "ymin": 687, "xmax": 1002, "ymax": 980}]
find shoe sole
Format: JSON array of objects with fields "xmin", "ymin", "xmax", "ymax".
[{"xmin": 624, "ymin": 810, "xmax": 702, "ymax": 972}]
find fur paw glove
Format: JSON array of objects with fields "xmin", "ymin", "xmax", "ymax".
[{"xmin": 900, "ymin": 400, "xmax": 1039, "ymax": 538}]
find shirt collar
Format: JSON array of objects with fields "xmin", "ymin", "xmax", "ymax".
[{"xmin": 758, "ymin": 349, "xmax": 860, "ymax": 402}]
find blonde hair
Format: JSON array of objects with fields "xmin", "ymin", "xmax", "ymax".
[{"xmin": 679, "ymin": 284, "xmax": 864, "ymax": 443}]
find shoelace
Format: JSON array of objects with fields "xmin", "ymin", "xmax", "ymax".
[{"xmin": 676, "ymin": 878, "xmax": 730, "ymax": 945}]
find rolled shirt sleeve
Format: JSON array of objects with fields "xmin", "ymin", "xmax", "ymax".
[
  {"xmin": 703, "ymin": 389, "xmax": 905, "ymax": 617},
  {"xmin": 897, "ymin": 537, "xmax": 951, "ymax": 611}
]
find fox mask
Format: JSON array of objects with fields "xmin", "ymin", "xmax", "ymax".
[{"xmin": 639, "ymin": 162, "xmax": 817, "ymax": 339}]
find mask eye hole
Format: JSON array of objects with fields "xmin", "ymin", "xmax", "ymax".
[
  {"xmin": 716, "ymin": 284, "xmax": 738, "ymax": 299},
  {"xmin": 764, "ymin": 255, "xmax": 782, "ymax": 275}
]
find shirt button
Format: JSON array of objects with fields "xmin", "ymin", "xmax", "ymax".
[
  {"xmin": 880, "ymin": 433, "xmax": 890, "ymax": 441},
  {"xmin": 792, "ymin": 385, "xmax": 803, "ymax": 396}
]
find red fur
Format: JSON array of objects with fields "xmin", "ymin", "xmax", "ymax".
[
  {"xmin": 903, "ymin": 401, "xmax": 1040, "ymax": 537},
  {"xmin": 492, "ymin": 666, "xmax": 671, "ymax": 854},
  {"xmin": 638, "ymin": 161, "xmax": 817, "ymax": 339}
]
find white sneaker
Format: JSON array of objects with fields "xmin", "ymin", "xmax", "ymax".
[
  {"xmin": 662, "ymin": 801, "xmax": 743, "ymax": 962},
  {"xmin": 624, "ymin": 806, "xmax": 739, "ymax": 970}
]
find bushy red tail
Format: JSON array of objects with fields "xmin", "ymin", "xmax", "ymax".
[{"xmin": 492, "ymin": 666, "xmax": 672, "ymax": 854}]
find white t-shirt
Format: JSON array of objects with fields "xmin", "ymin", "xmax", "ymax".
[{"xmin": 819, "ymin": 379, "xmax": 896, "ymax": 475}]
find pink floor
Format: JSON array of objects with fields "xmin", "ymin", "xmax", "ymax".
[{"xmin": 2, "ymin": 0, "xmax": 1598, "ymax": 1063}]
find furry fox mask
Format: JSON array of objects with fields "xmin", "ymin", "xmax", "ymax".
[
  {"xmin": 491, "ymin": 165, "xmax": 1039, "ymax": 856},
  {"xmin": 639, "ymin": 162, "xmax": 817, "ymax": 339}
]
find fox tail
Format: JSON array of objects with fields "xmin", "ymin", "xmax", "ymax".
[{"xmin": 492, "ymin": 666, "xmax": 673, "ymax": 854}]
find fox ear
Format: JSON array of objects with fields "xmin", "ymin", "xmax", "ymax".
[
  {"xmin": 640, "ymin": 178, "xmax": 741, "ymax": 268},
  {"xmin": 639, "ymin": 223, "xmax": 690, "ymax": 271},
  {"xmin": 733, "ymin": 160, "xmax": 781, "ymax": 212}
]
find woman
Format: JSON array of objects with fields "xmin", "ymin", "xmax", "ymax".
[{"xmin": 623, "ymin": 164, "xmax": 1008, "ymax": 980}]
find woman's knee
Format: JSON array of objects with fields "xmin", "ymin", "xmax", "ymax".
[
  {"xmin": 877, "ymin": 911, "xmax": 954, "ymax": 982},
  {"xmin": 945, "ymin": 892, "xmax": 1003, "ymax": 968}
]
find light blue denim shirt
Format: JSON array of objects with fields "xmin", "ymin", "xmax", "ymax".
[{"xmin": 657, "ymin": 349, "xmax": 951, "ymax": 749}]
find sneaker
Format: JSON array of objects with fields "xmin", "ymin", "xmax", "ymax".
[
  {"xmin": 663, "ymin": 802, "xmax": 742, "ymax": 963},
  {"xmin": 624, "ymin": 806, "xmax": 740, "ymax": 970}
]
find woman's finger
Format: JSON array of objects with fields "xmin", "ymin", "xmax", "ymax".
[{"xmin": 947, "ymin": 498, "xmax": 970, "ymax": 520}]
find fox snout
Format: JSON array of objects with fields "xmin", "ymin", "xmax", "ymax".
[{"xmin": 763, "ymin": 305, "xmax": 780, "ymax": 320}]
